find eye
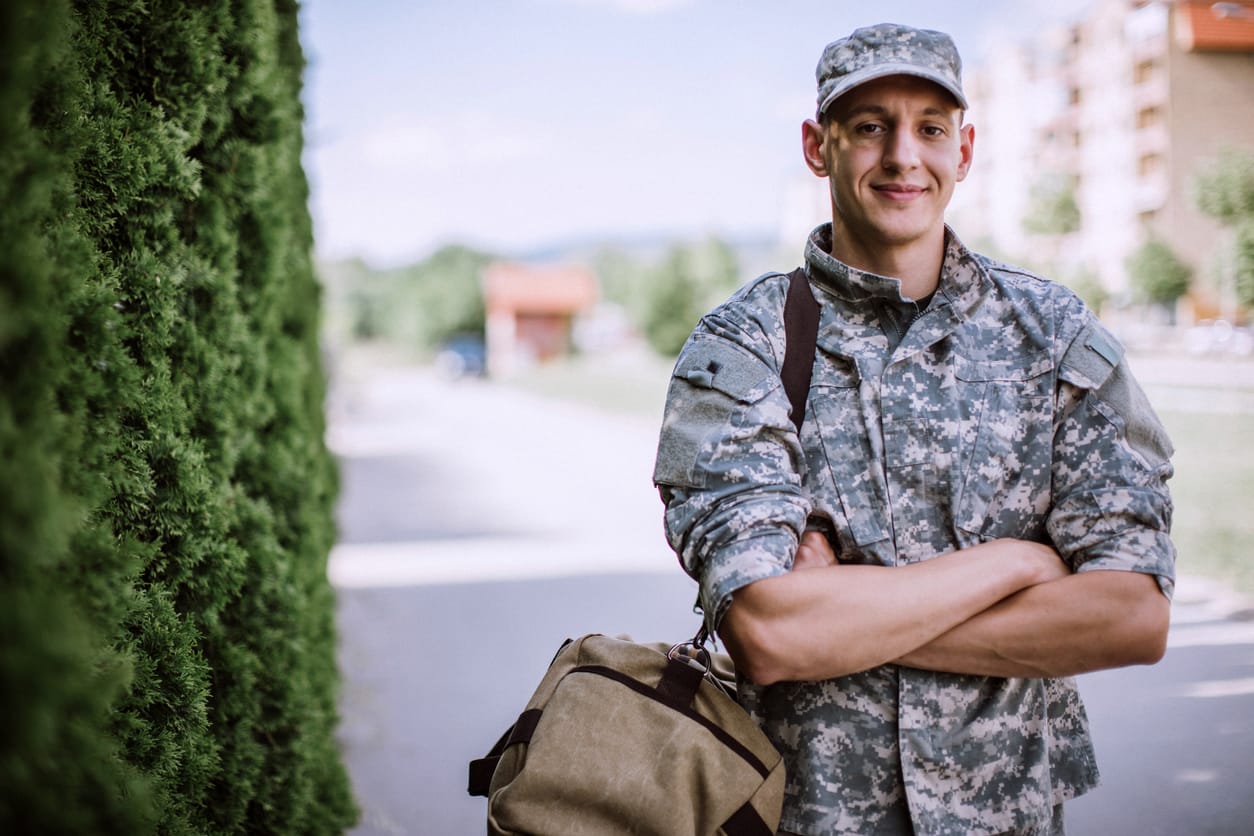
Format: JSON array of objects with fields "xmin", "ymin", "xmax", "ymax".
[
  {"xmin": 855, "ymin": 121, "xmax": 885, "ymax": 136},
  {"xmin": 921, "ymin": 124, "xmax": 947, "ymax": 138}
]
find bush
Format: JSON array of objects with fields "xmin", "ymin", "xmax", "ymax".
[
  {"xmin": 1126, "ymin": 237, "xmax": 1192, "ymax": 308},
  {"xmin": 0, "ymin": 1, "xmax": 355, "ymax": 832}
]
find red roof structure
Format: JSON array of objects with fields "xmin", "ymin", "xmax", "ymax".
[
  {"xmin": 483, "ymin": 263, "xmax": 597, "ymax": 316},
  {"xmin": 1176, "ymin": 1, "xmax": 1254, "ymax": 51}
]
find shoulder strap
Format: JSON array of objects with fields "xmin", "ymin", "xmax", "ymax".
[{"xmin": 780, "ymin": 267, "xmax": 819, "ymax": 432}]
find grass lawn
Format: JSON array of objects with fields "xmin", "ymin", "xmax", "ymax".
[
  {"xmin": 510, "ymin": 354, "xmax": 1254, "ymax": 598},
  {"xmin": 507, "ymin": 348, "xmax": 674, "ymax": 422},
  {"xmin": 1159, "ymin": 409, "xmax": 1254, "ymax": 597}
]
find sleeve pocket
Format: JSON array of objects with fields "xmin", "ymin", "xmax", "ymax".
[{"xmin": 670, "ymin": 336, "xmax": 778, "ymax": 403}]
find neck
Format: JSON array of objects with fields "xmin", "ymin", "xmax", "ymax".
[{"xmin": 827, "ymin": 223, "xmax": 946, "ymax": 301}]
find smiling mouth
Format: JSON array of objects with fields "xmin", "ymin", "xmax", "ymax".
[{"xmin": 873, "ymin": 184, "xmax": 926, "ymax": 200}]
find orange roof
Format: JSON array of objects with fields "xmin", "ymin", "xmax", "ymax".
[
  {"xmin": 1177, "ymin": 1, "xmax": 1254, "ymax": 51},
  {"xmin": 483, "ymin": 263, "xmax": 598, "ymax": 315}
]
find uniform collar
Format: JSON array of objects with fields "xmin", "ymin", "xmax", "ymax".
[{"xmin": 803, "ymin": 222, "xmax": 989, "ymax": 316}]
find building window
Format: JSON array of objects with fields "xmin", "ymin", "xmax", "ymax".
[
  {"xmin": 1138, "ymin": 153, "xmax": 1164, "ymax": 177},
  {"xmin": 1134, "ymin": 58, "xmax": 1158, "ymax": 84},
  {"xmin": 1137, "ymin": 105, "xmax": 1162, "ymax": 129}
]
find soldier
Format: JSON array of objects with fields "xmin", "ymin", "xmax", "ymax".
[{"xmin": 653, "ymin": 22, "xmax": 1175, "ymax": 836}]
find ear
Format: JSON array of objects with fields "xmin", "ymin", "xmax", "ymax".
[
  {"xmin": 802, "ymin": 119, "xmax": 828, "ymax": 177},
  {"xmin": 955, "ymin": 122, "xmax": 975, "ymax": 182}
]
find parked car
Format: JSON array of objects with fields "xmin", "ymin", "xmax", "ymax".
[
  {"xmin": 434, "ymin": 335, "xmax": 487, "ymax": 379},
  {"xmin": 1183, "ymin": 319, "xmax": 1254, "ymax": 357}
]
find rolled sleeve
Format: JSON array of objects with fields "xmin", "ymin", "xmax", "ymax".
[
  {"xmin": 691, "ymin": 527, "xmax": 795, "ymax": 632},
  {"xmin": 654, "ymin": 297, "xmax": 810, "ymax": 630},
  {"xmin": 1050, "ymin": 326, "xmax": 1176, "ymax": 597}
]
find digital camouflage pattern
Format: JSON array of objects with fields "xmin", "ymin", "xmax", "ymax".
[
  {"xmin": 816, "ymin": 22, "xmax": 969, "ymax": 115},
  {"xmin": 653, "ymin": 223, "xmax": 1176, "ymax": 836}
]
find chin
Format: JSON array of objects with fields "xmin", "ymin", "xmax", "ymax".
[
  {"xmin": 837, "ymin": 208, "xmax": 942, "ymax": 253},
  {"xmin": 870, "ymin": 223, "xmax": 936, "ymax": 248}
]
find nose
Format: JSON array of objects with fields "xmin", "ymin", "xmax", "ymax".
[{"xmin": 882, "ymin": 128, "xmax": 921, "ymax": 171}]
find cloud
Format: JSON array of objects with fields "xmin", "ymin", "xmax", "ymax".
[{"xmin": 328, "ymin": 112, "xmax": 547, "ymax": 174}]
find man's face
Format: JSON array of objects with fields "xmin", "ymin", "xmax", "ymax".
[{"xmin": 805, "ymin": 74, "xmax": 973, "ymax": 262}]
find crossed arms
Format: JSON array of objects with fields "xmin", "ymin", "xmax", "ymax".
[{"xmin": 720, "ymin": 532, "xmax": 1170, "ymax": 686}]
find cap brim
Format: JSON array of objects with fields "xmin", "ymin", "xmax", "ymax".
[{"xmin": 819, "ymin": 63, "xmax": 968, "ymax": 115}]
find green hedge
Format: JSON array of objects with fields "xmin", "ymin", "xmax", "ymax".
[{"xmin": 0, "ymin": 1, "xmax": 355, "ymax": 832}]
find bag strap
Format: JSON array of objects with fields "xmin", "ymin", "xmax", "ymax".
[
  {"xmin": 467, "ymin": 708, "xmax": 542, "ymax": 797},
  {"xmin": 780, "ymin": 267, "xmax": 818, "ymax": 433},
  {"xmin": 720, "ymin": 800, "xmax": 776, "ymax": 836}
]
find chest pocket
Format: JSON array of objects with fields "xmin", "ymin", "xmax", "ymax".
[
  {"xmin": 953, "ymin": 351, "xmax": 1055, "ymax": 540},
  {"xmin": 807, "ymin": 356, "xmax": 892, "ymax": 552}
]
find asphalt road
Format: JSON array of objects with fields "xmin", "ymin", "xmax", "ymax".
[{"xmin": 328, "ymin": 360, "xmax": 1254, "ymax": 836}]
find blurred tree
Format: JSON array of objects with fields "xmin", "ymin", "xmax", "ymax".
[
  {"xmin": 1023, "ymin": 173, "xmax": 1081, "ymax": 236},
  {"xmin": 640, "ymin": 238, "xmax": 742, "ymax": 356},
  {"xmin": 593, "ymin": 246, "xmax": 645, "ymax": 312},
  {"xmin": 1061, "ymin": 265, "xmax": 1110, "ymax": 313},
  {"xmin": 1194, "ymin": 147, "xmax": 1254, "ymax": 310},
  {"xmin": 1194, "ymin": 147, "xmax": 1254, "ymax": 222},
  {"xmin": 404, "ymin": 244, "xmax": 491, "ymax": 345},
  {"xmin": 320, "ymin": 244, "xmax": 494, "ymax": 353},
  {"xmin": 1234, "ymin": 222, "xmax": 1254, "ymax": 311},
  {"xmin": 348, "ymin": 277, "xmax": 394, "ymax": 340},
  {"xmin": 1126, "ymin": 237, "xmax": 1192, "ymax": 309},
  {"xmin": 316, "ymin": 257, "xmax": 373, "ymax": 341}
]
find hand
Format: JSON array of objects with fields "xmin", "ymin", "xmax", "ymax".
[
  {"xmin": 791, "ymin": 529, "xmax": 838, "ymax": 572},
  {"xmin": 990, "ymin": 538, "xmax": 1070, "ymax": 585}
]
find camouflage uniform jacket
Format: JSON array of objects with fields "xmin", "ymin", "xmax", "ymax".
[{"xmin": 652, "ymin": 223, "xmax": 1176, "ymax": 836}]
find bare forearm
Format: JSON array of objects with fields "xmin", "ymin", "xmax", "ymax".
[
  {"xmin": 896, "ymin": 570, "xmax": 1170, "ymax": 678},
  {"xmin": 720, "ymin": 539, "xmax": 1064, "ymax": 684}
]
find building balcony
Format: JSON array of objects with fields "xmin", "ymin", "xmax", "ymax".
[
  {"xmin": 1135, "ymin": 122, "xmax": 1170, "ymax": 157},
  {"xmin": 1134, "ymin": 173, "xmax": 1169, "ymax": 213},
  {"xmin": 1132, "ymin": 74, "xmax": 1170, "ymax": 110},
  {"xmin": 1128, "ymin": 31, "xmax": 1168, "ymax": 64}
]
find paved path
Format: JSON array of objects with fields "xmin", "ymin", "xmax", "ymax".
[{"xmin": 329, "ymin": 360, "xmax": 1254, "ymax": 836}]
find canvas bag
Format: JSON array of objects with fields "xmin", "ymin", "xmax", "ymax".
[
  {"xmin": 466, "ymin": 268, "xmax": 818, "ymax": 835},
  {"xmin": 469, "ymin": 633, "xmax": 785, "ymax": 835}
]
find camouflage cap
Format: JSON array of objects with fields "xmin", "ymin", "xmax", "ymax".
[{"xmin": 816, "ymin": 22, "xmax": 968, "ymax": 116}]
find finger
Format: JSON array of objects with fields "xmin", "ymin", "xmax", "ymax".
[{"xmin": 800, "ymin": 529, "xmax": 837, "ymax": 561}]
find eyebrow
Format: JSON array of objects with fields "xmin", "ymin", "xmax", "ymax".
[{"xmin": 841, "ymin": 103, "xmax": 953, "ymax": 120}]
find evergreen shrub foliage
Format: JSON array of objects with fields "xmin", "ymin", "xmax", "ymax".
[{"xmin": 1, "ymin": 0, "xmax": 355, "ymax": 832}]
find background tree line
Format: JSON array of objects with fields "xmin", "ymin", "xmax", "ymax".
[
  {"xmin": 320, "ymin": 236, "xmax": 747, "ymax": 361},
  {"xmin": 1, "ymin": 1, "xmax": 354, "ymax": 831}
]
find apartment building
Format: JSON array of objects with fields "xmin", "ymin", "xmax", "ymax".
[{"xmin": 957, "ymin": 0, "xmax": 1254, "ymax": 320}]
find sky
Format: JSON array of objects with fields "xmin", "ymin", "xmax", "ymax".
[{"xmin": 299, "ymin": 0, "xmax": 1099, "ymax": 268}]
